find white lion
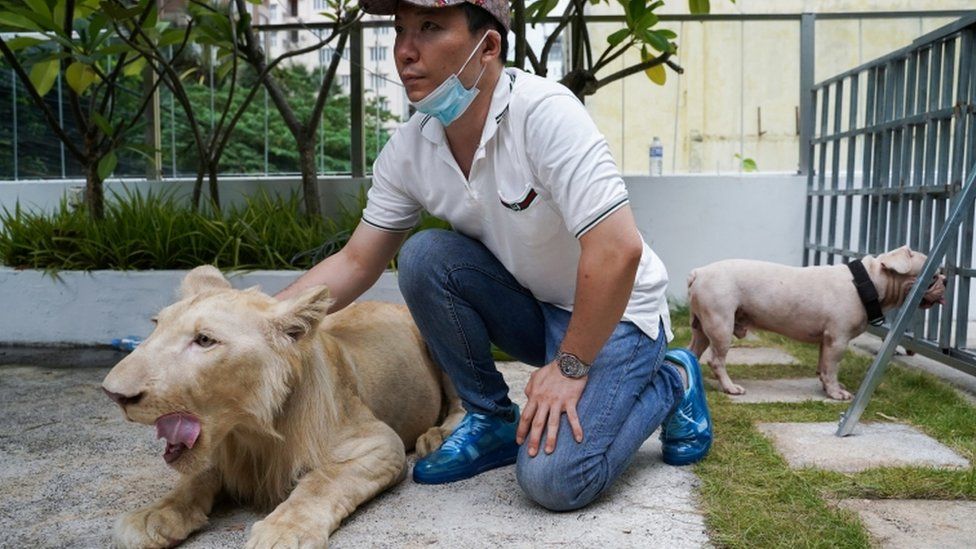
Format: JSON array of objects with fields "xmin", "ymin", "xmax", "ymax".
[{"xmin": 102, "ymin": 265, "xmax": 462, "ymax": 548}]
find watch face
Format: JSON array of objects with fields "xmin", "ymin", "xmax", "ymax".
[{"xmin": 559, "ymin": 353, "xmax": 587, "ymax": 378}]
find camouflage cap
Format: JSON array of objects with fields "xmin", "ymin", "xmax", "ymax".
[{"xmin": 360, "ymin": 0, "xmax": 510, "ymax": 32}]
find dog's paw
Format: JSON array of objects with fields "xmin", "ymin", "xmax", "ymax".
[
  {"xmin": 247, "ymin": 518, "xmax": 329, "ymax": 549},
  {"xmin": 414, "ymin": 426, "xmax": 447, "ymax": 457},
  {"xmin": 723, "ymin": 383, "xmax": 746, "ymax": 396},
  {"xmin": 113, "ymin": 505, "xmax": 197, "ymax": 549},
  {"xmin": 826, "ymin": 387, "xmax": 853, "ymax": 400}
]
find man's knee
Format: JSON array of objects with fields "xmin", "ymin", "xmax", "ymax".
[
  {"xmin": 397, "ymin": 229, "xmax": 453, "ymax": 298},
  {"xmin": 515, "ymin": 451, "xmax": 607, "ymax": 512}
]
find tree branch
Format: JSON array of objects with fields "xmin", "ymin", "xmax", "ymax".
[
  {"xmin": 0, "ymin": 37, "xmax": 85, "ymax": 160},
  {"xmin": 593, "ymin": 49, "xmax": 680, "ymax": 91}
]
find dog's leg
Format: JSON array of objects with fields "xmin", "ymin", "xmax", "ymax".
[
  {"xmin": 113, "ymin": 468, "xmax": 220, "ymax": 549},
  {"xmin": 689, "ymin": 314, "xmax": 710, "ymax": 358},
  {"xmin": 246, "ymin": 418, "xmax": 406, "ymax": 549},
  {"xmin": 415, "ymin": 370, "xmax": 465, "ymax": 457},
  {"xmin": 818, "ymin": 336, "xmax": 852, "ymax": 400},
  {"xmin": 700, "ymin": 312, "xmax": 745, "ymax": 395}
]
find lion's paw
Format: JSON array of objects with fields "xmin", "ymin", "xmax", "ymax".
[
  {"xmin": 246, "ymin": 519, "xmax": 329, "ymax": 549},
  {"xmin": 113, "ymin": 505, "xmax": 197, "ymax": 549},
  {"xmin": 414, "ymin": 426, "xmax": 448, "ymax": 457}
]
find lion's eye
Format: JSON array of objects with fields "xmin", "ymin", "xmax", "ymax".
[{"xmin": 193, "ymin": 333, "xmax": 217, "ymax": 348}]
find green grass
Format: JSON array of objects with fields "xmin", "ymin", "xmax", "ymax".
[{"xmin": 671, "ymin": 308, "xmax": 976, "ymax": 548}]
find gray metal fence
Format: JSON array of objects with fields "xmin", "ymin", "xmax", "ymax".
[{"xmin": 803, "ymin": 13, "xmax": 976, "ymax": 432}]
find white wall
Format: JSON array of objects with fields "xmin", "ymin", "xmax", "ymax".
[
  {"xmin": 627, "ymin": 174, "xmax": 807, "ymax": 302},
  {"xmin": 0, "ymin": 174, "xmax": 807, "ymax": 344}
]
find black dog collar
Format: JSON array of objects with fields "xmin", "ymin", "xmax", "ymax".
[{"xmin": 848, "ymin": 259, "xmax": 885, "ymax": 326}]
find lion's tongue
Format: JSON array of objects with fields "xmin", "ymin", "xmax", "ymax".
[{"xmin": 155, "ymin": 413, "xmax": 201, "ymax": 449}]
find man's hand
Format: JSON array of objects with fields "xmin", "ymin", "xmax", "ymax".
[{"xmin": 516, "ymin": 361, "xmax": 586, "ymax": 456}]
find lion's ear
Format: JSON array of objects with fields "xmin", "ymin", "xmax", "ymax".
[
  {"xmin": 274, "ymin": 286, "xmax": 334, "ymax": 342},
  {"xmin": 180, "ymin": 265, "xmax": 231, "ymax": 298},
  {"xmin": 879, "ymin": 245, "xmax": 914, "ymax": 275}
]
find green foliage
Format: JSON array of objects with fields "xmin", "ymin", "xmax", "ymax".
[
  {"xmin": 0, "ymin": 188, "xmax": 449, "ymax": 271},
  {"xmin": 161, "ymin": 64, "xmax": 396, "ymax": 175}
]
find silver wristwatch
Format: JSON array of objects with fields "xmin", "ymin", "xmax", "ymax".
[{"xmin": 558, "ymin": 352, "xmax": 590, "ymax": 379}]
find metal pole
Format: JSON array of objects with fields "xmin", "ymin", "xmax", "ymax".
[
  {"xmin": 837, "ymin": 165, "xmax": 976, "ymax": 436},
  {"xmin": 57, "ymin": 72, "xmax": 65, "ymax": 178},
  {"xmin": 799, "ymin": 13, "xmax": 815, "ymax": 176},
  {"xmin": 12, "ymin": 68, "xmax": 17, "ymax": 181},
  {"xmin": 350, "ymin": 22, "xmax": 365, "ymax": 177}
]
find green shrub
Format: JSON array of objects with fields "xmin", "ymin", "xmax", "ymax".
[{"xmin": 0, "ymin": 188, "xmax": 449, "ymax": 271}]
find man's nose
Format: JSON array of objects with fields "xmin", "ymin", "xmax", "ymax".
[{"xmin": 394, "ymin": 34, "xmax": 417, "ymax": 65}]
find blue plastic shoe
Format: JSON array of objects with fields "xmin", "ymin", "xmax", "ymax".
[
  {"xmin": 413, "ymin": 406, "xmax": 520, "ymax": 484},
  {"xmin": 660, "ymin": 348, "xmax": 712, "ymax": 466}
]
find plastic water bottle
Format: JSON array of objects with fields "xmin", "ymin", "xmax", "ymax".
[
  {"xmin": 111, "ymin": 336, "xmax": 144, "ymax": 352},
  {"xmin": 649, "ymin": 136, "xmax": 664, "ymax": 176}
]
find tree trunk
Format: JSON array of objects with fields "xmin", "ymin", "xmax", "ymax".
[
  {"xmin": 207, "ymin": 161, "xmax": 222, "ymax": 214},
  {"xmin": 297, "ymin": 140, "xmax": 321, "ymax": 219},
  {"xmin": 85, "ymin": 164, "xmax": 104, "ymax": 220}
]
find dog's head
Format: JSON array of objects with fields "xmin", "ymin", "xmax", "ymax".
[
  {"xmin": 873, "ymin": 246, "xmax": 946, "ymax": 310},
  {"xmin": 101, "ymin": 266, "xmax": 333, "ymax": 474}
]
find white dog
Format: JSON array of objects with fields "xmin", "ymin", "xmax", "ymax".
[{"xmin": 687, "ymin": 246, "xmax": 946, "ymax": 400}]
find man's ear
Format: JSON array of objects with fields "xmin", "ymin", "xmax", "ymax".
[
  {"xmin": 880, "ymin": 246, "xmax": 914, "ymax": 275},
  {"xmin": 482, "ymin": 29, "xmax": 502, "ymax": 62},
  {"xmin": 273, "ymin": 286, "xmax": 334, "ymax": 342},
  {"xmin": 180, "ymin": 265, "xmax": 231, "ymax": 299}
]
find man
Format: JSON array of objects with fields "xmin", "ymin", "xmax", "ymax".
[{"xmin": 277, "ymin": 0, "xmax": 711, "ymax": 511}]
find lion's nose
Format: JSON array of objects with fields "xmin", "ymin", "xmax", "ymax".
[{"xmin": 103, "ymin": 387, "xmax": 144, "ymax": 408}]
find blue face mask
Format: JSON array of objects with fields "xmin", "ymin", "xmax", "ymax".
[{"xmin": 411, "ymin": 32, "xmax": 489, "ymax": 127}]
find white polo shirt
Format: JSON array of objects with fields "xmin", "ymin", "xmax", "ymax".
[{"xmin": 362, "ymin": 68, "xmax": 672, "ymax": 341}]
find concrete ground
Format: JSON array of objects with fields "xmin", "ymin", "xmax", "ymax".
[
  {"xmin": 4, "ymin": 334, "xmax": 976, "ymax": 548},
  {"xmin": 0, "ymin": 361, "xmax": 707, "ymax": 548}
]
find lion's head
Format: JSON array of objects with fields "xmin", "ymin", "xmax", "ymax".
[{"xmin": 102, "ymin": 266, "xmax": 334, "ymax": 475}]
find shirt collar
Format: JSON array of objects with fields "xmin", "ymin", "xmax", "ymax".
[{"xmin": 419, "ymin": 67, "xmax": 517, "ymax": 146}]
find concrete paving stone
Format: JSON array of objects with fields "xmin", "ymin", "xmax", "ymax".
[
  {"xmin": 718, "ymin": 378, "xmax": 840, "ymax": 404},
  {"xmin": 757, "ymin": 422, "xmax": 970, "ymax": 473},
  {"xmin": 0, "ymin": 362, "xmax": 709, "ymax": 548},
  {"xmin": 837, "ymin": 499, "xmax": 976, "ymax": 549},
  {"xmin": 702, "ymin": 346, "xmax": 799, "ymax": 366}
]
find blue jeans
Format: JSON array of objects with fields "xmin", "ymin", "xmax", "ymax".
[{"xmin": 398, "ymin": 229, "xmax": 684, "ymax": 511}]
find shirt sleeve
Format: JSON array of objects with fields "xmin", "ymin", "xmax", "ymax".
[
  {"xmin": 524, "ymin": 92, "xmax": 630, "ymax": 239},
  {"xmin": 361, "ymin": 135, "xmax": 423, "ymax": 232}
]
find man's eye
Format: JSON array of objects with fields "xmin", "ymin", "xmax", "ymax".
[
  {"xmin": 421, "ymin": 21, "xmax": 435, "ymax": 30},
  {"xmin": 193, "ymin": 333, "xmax": 217, "ymax": 348}
]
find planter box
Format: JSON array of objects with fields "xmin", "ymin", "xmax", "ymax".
[{"xmin": 0, "ymin": 268, "xmax": 403, "ymax": 346}]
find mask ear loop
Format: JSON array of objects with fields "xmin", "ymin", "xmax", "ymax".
[{"xmin": 458, "ymin": 31, "xmax": 492, "ymax": 89}]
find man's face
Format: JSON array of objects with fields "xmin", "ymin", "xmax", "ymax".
[{"xmin": 393, "ymin": 4, "xmax": 485, "ymax": 102}]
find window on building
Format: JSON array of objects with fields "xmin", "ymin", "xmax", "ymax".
[
  {"xmin": 270, "ymin": 32, "xmax": 278, "ymax": 48},
  {"xmin": 314, "ymin": 0, "xmax": 328, "ymax": 10},
  {"xmin": 376, "ymin": 26, "xmax": 390, "ymax": 35},
  {"xmin": 369, "ymin": 46, "xmax": 387, "ymax": 61},
  {"xmin": 340, "ymin": 74, "xmax": 351, "ymax": 88},
  {"xmin": 290, "ymin": 29, "xmax": 299, "ymax": 43},
  {"xmin": 289, "ymin": 0, "xmax": 297, "ymax": 16},
  {"xmin": 269, "ymin": 4, "xmax": 277, "ymax": 21},
  {"xmin": 370, "ymin": 73, "xmax": 387, "ymax": 89}
]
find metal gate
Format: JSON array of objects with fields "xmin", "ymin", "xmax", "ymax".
[{"xmin": 803, "ymin": 13, "xmax": 976, "ymax": 434}]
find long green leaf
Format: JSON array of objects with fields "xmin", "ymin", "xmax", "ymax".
[
  {"xmin": 4, "ymin": 36, "xmax": 46, "ymax": 51},
  {"xmin": 689, "ymin": 0, "xmax": 710, "ymax": 15},
  {"xmin": 97, "ymin": 151, "xmax": 118, "ymax": 181},
  {"xmin": 65, "ymin": 61, "xmax": 97, "ymax": 95},
  {"xmin": 0, "ymin": 11, "xmax": 42, "ymax": 30},
  {"xmin": 28, "ymin": 58, "xmax": 59, "ymax": 97},
  {"xmin": 607, "ymin": 28, "xmax": 631, "ymax": 47}
]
